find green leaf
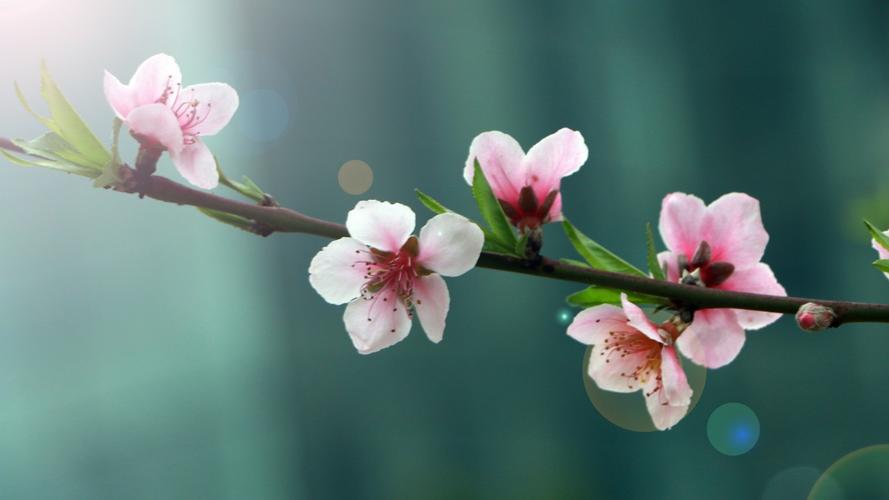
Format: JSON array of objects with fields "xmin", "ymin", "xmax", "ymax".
[
  {"xmin": 198, "ymin": 207, "xmax": 258, "ymax": 232},
  {"xmin": 873, "ymin": 259, "xmax": 889, "ymax": 273},
  {"xmin": 865, "ymin": 220, "xmax": 889, "ymax": 252},
  {"xmin": 217, "ymin": 161, "xmax": 267, "ymax": 203},
  {"xmin": 12, "ymin": 132, "xmax": 92, "ymax": 167},
  {"xmin": 646, "ymin": 222, "xmax": 666, "ymax": 280},
  {"xmin": 93, "ymin": 118, "xmax": 125, "ymax": 188},
  {"xmin": 472, "ymin": 159, "xmax": 517, "ymax": 250},
  {"xmin": 515, "ymin": 232, "xmax": 529, "ymax": 257},
  {"xmin": 1, "ymin": 148, "xmax": 97, "ymax": 177},
  {"xmin": 415, "ymin": 189, "xmax": 451, "ymax": 214},
  {"xmin": 562, "ymin": 219, "xmax": 647, "ymax": 277},
  {"xmin": 567, "ymin": 286, "xmax": 668, "ymax": 307},
  {"xmin": 36, "ymin": 63, "xmax": 110, "ymax": 168},
  {"xmin": 560, "ymin": 258, "xmax": 591, "ymax": 268}
]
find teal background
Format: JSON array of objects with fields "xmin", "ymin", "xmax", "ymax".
[{"xmin": 1, "ymin": 0, "xmax": 888, "ymax": 498}]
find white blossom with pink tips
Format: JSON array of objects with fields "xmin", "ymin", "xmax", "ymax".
[
  {"xmin": 568, "ymin": 294, "xmax": 693, "ymax": 430},
  {"xmin": 658, "ymin": 192, "xmax": 786, "ymax": 369},
  {"xmin": 103, "ymin": 53, "xmax": 239, "ymax": 189},
  {"xmin": 871, "ymin": 229, "xmax": 889, "ymax": 279},
  {"xmin": 464, "ymin": 128, "xmax": 588, "ymax": 230},
  {"xmin": 309, "ymin": 200, "xmax": 484, "ymax": 354}
]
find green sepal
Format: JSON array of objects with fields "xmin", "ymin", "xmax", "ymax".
[
  {"xmin": 562, "ymin": 219, "xmax": 646, "ymax": 277},
  {"xmin": 217, "ymin": 161, "xmax": 267, "ymax": 203},
  {"xmin": 471, "ymin": 159, "xmax": 517, "ymax": 251},
  {"xmin": 567, "ymin": 286, "xmax": 669, "ymax": 307},
  {"xmin": 646, "ymin": 222, "xmax": 666, "ymax": 280},
  {"xmin": 93, "ymin": 118, "xmax": 125, "ymax": 188},
  {"xmin": 873, "ymin": 259, "xmax": 889, "ymax": 273}
]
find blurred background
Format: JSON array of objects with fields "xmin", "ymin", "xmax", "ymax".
[{"xmin": 1, "ymin": 0, "xmax": 888, "ymax": 498}]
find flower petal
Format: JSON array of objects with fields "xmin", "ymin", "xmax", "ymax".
[
  {"xmin": 644, "ymin": 379, "xmax": 689, "ymax": 431},
  {"xmin": 658, "ymin": 192, "xmax": 707, "ymax": 258},
  {"xmin": 343, "ymin": 289, "xmax": 412, "ymax": 354},
  {"xmin": 345, "ymin": 200, "xmax": 415, "ymax": 252},
  {"xmin": 620, "ymin": 294, "xmax": 663, "ymax": 344},
  {"xmin": 872, "ymin": 230, "xmax": 889, "ymax": 279},
  {"xmin": 308, "ymin": 237, "xmax": 368, "ymax": 305},
  {"xmin": 678, "ymin": 308, "xmax": 746, "ymax": 368},
  {"xmin": 660, "ymin": 346, "xmax": 692, "ymax": 407},
  {"xmin": 719, "ymin": 263, "xmax": 786, "ymax": 329},
  {"xmin": 169, "ymin": 139, "xmax": 219, "ymax": 189},
  {"xmin": 412, "ymin": 274, "xmax": 450, "ymax": 343},
  {"xmin": 657, "ymin": 251, "xmax": 681, "ymax": 282},
  {"xmin": 176, "ymin": 83, "xmax": 240, "ymax": 136},
  {"xmin": 523, "ymin": 128, "xmax": 588, "ymax": 201},
  {"xmin": 587, "ymin": 333, "xmax": 660, "ymax": 393},
  {"xmin": 103, "ymin": 71, "xmax": 135, "ymax": 120},
  {"xmin": 464, "ymin": 131, "xmax": 525, "ymax": 202},
  {"xmin": 566, "ymin": 304, "xmax": 628, "ymax": 345},
  {"xmin": 126, "ymin": 103, "xmax": 184, "ymax": 152},
  {"xmin": 417, "ymin": 213, "xmax": 484, "ymax": 277},
  {"xmin": 702, "ymin": 193, "xmax": 769, "ymax": 266},
  {"xmin": 127, "ymin": 53, "xmax": 182, "ymax": 109}
]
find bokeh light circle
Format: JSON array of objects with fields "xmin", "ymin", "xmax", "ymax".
[
  {"xmin": 556, "ymin": 308, "xmax": 574, "ymax": 326},
  {"xmin": 761, "ymin": 466, "xmax": 826, "ymax": 500},
  {"xmin": 337, "ymin": 160, "xmax": 374, "ymax": 195},
  {"xmin": 808, "ymin": 444, "xmax": 889, "ymax": 499},
  {"xmin": 706, "ymin": 402, "xmax": 760, "ymax": 455},
  {"xmin": 581, "ymin": 346, "xmax": 707, "ymax": 432},
  {"xmin": 236, "ymin": 89, "xmax": 290, "ymax": 143}
]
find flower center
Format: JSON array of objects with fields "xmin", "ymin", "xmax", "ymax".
[
  {"xmin": 352, "ymin": 236, "xmax": 423, "ymax": 323},
  {"xmin": 156, "ymin": 77, "xmax": 212, "ymax": 145},
  {"xmin": 498, "ymin": 186, "xmax": 559, "ymax": 231},
  {"xmin": 677, "ymin": 240, "xmax": 735, "ymax": 288},
  {"xmin": 600, "ymin": 330, "xmax": 663, "ymax": 391}
]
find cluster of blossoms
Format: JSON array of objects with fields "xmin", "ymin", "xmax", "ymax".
[{"xmin": 103, "ymin": 55, "xmax": 791, "ymax": 431}]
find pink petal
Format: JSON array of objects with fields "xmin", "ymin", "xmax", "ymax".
[
  {"xmin": 544, "ymin": 192, "xmax": 563, "ymax": 223},
  {"xmin": 677, "ymin": 308, "xmax": 746, "ymax": 368},
  {"xmin": 464, "ymin": 131, "xmax": 525, "ymax": 202},
  {"xmin": 345, "ymin": 200, "xmax": 415, "ymax": 252},
  {"xmin": 103, "ymin": 71, "xmax": 135, "ymax": 120},
  {"xmin": 643, "ymin": 379, "xmax": 689, "ymax": 431},
  {"xmin": 308, "ymin": 237, "xmax": 368, "ymax": 305},
  {"xmin": 657, "ymin": 251, "xmax": 681, "ymax": 282},
  {"xmin": 587, "ymin": 333, "xmax": 660, "ymax": 393},
  {"xmin": 566, "ymin": 304, "xmax": 628, "ymax": 345},
  {"xmin": 701, "ymin": 193, "xmax": 768, "ymax": 266},
  {"xmin": 125, "ymin": 103, "xmax": 184, "ymax": 152},
  {"xmin": 169, "ymin": 139, "xmax": 219, "ymax": 189},
  {"xmin": 658, "ymin": 193, "xmax": 707, "ymax": 258},
  {"xmin": 126, "ymin": 53, "xmax": 182, "ymax": 110},
  {"xmin": 412, "ymin": 274, "xmax": 450, "ymax": 343},
  {"xmin": 872, "ymin": 231, "xmax": 889, "ymax": 279},
  {"xmin": 523, "ymin": 128, "xmax": 588, "ymax": 202},
  {"xmin": 719, "ymin": 263, "xmax": 786, "ymax": 329},
  {"xmin": 620, "ymin": 294, "xmax": 663, "ymax": 344},
  {"xmin": 660, "ymin": 347, "xmax": 692, "ymax": 407},
  {"xmin": 417, "ymin": 213, "xmax": 484, "ymax": 277},
  {"xmin": 176, "ymin": 83, "xmax": 239, "ymax": 137},
  {"xmin": 343, "ymin": 288, "xmax": 412, "ymax": 354}
]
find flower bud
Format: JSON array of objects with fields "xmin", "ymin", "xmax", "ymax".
[{"xmin": 795, "ymin": 303, "xmax": 836, "ymax": 332}]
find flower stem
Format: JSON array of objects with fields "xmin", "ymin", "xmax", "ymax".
[{"xmin": 106, "ymin": 166, "xmax": 889, "ymax": 326}]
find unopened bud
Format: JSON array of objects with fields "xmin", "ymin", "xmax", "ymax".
[{"xmin": 795, "ymin": 303, "xmax": 836, "ymax": 331}]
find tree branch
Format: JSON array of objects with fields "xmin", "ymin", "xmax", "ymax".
[{"xmin": 107, "ymin": 165, "xmax": 889, "ymax": 326}]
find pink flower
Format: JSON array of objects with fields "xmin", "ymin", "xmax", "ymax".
[
  {"xmin": 568, "ymin": 294, "xmax": 693, "ymax": 430},
  {"xmin": 871, "ymin": 230, "xmax": 889, "ymax": 279},
  {"xmin": 658, "ymin": 193, "xmax": 786, "ymax": 368},
  {"xmin": 464, "ymin": 128, "xmax": 588, "ymax": 230},
  {"xmin": 103, "ymin": 53, "xmax": 239, "ymax": 189},
  {"xmin": 309, "ymin": 200, "xmax": 484, "ymax": 354}
]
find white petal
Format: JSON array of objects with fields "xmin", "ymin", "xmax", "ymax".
[
  {"xmin": 620, "ymin": 294, "xmax": 663, "ymax": 344},
  {"xmin": 127, "ymin": 53, "xmax": 182, "ymax": 108},
  {"xmin": 417, "ymin": 213, "xmax": 484, "ymax": 277},
  {"xmin": 678, "ymin": 308, "xmax": 746, "ymax": 369},
  {"xmin": 345, "ymin": 200, "xmax": 415, "ymax": 252},
  {"xmin": 412, "ymin": 274, "xmax": 450, "ymax": 343},
  {"xmin": 308, "ymin": 237, "xmax": 368, "ymax": 305},
  {"xmin": 169, "ymin": 139, "xmax": 219, "ymax": 189},
  {"xmin": 644, "ymin": 382, "xmax": 689, "ymax": 431},
  {"xmin": 566, "ymin": 304, "xmax": 628, "ymax": 345},
  {"xmin": 343, "ymin": 288, "xmax": 412, "ymax": 354}
]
